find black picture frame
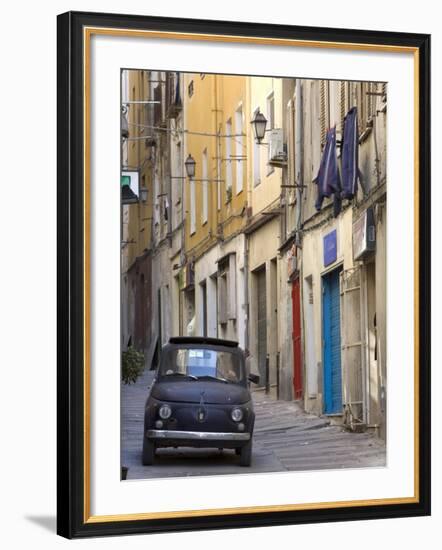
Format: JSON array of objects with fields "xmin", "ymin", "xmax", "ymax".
[{"xmin": 57, "ymin": 10, "xmax": 431, "ymax": 539}]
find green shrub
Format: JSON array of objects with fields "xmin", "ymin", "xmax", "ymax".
[{"xmin": 122, "ymin": 346, "xmax": 145, "ymax": 385}]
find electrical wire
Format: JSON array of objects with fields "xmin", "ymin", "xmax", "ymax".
[{"xmin": 126, "ymin": 121, "xmax": 247, "ymax": 148}]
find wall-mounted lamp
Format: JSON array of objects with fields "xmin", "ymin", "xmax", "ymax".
[
  {"xmin": 184, "ymin": 154, "xmax": 196, "ymax": 178},
  {"xmin": 250, "ymin": 110, "xmax": 267, "ymax": 144},
  {"xmin": 121, "ymin": 107, "xmax": 129, "ymax": 139}
]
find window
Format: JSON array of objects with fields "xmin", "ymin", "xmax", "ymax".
[
  {"xmin": 253, "ymin": 107, "xmax": 261, "ymax": 187},
  {"xmin": 190, "ymin": 176, "xmax": 196, "ymax": 235},
  {"xmin": 351, "ymin": 81, "xmax": 375, "ymax": 138},
  {"xmin": 153, "ymin": 173, "xmax": 160, "ymax": 230},
  {"xmin": 172, "ymin": 141, "xmax": 182, "ymax": 230},
  {"xmin": 217, "ymin": 254, "xmax": 237, "ymax": 325},
  {"xmin": 202, "ymin": 148, "xmax": 208, "ymax": 224},
  {"xmin": 328, "ymin": 81, "xmax": 341, "ymax": 136},
  {"xmin": 235, "ymin": 105, "xmax": 243, "ymax": 194},
  {"xmin": 153, "ymin": 84, "xmax": 163, "ymax": 127},
  {"xmin": 217, "ymin": 272, "xmax": 228, "ymax": 325},
  {"xmin": 225, "ymin": 119, "xmax": 233, "ymax": 200},
  {"xmin": 266, "ymin": 92, "xmax": 275, "ymax": 175},
  {"xmin": 217, "ymin": 154, "xmax": 222, "ymax": 210},
  {"xmin": 340, "ymin": 80, "xmax": 349, "ymax": 128},
  {"xmin": 381, "ymin": 82, "xmax": 387, "ymax": 103},
  {"xmin": 286, "ymin": 98, "xmax": 296, "ymax": 231},
  {"xmin": 160, "ymin": 348, "xmax": 242, "ymax": 383},
  {"xmin": 319, "ymin": 80, "xmax": 330, "ymax": 148}
]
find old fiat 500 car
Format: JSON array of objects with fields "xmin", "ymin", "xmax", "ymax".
[{"xmin": 142, "ymin": 336, "xmax": 259, "ymax": 467}]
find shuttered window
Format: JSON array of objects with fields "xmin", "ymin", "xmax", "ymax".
[
  {"xmin": 287, "ymin": 98, "xmax": 295, "ymax": 187},
  {"xmin": 340, "ymin": 81, "xmax": 346, "ymax": 124},
  {"xmin": 202, "ymin": 148, "xmax": 208, "ymax": 224},
  {"xmin": 266, "ymin": 92, "xmax": 275, "ymax": 175},
  {"xmin": 190, "ymin": 176, "xmax": 196, "ymax": 235},
  {"xmin": 235, "ymin": 105, "xmax": 244, "ymax": 194},
  {"xmin": 319, "ymin": 80, "xmax": 330, "ymax": 148},
  {"xmin": 356, "ymin": 82, "xmax": 375, "ymax": 135},
  {"xmin": 286, "ymin": 98, "xmax": 295, "ymax": 235},
  {"xmin": 225, "ymin": 118, "xmax": 233, "ymax": 199}
]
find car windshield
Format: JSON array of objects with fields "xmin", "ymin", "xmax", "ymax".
[{"xmin": 159, "ymin": 348, "xmax": 243, "ymax": 383}]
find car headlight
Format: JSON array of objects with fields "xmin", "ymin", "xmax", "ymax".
[
  {"xmin": 231, "ymin": 408, "xmax": 243, "ymax": 422},
  {"xmin": 158, "ymin": 404, "xmax": 172, "ymax": 419}
]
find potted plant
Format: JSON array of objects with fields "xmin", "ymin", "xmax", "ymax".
[{"xmin": 122, "ymin": 346, "xmax": 145, "ymax": 385}]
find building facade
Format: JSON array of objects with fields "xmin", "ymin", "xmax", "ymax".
[
  {"xmin": 279, "ymin": 79, "xmax": 387, "ymax": 437},
  {"xmin": 181, "ymin": 73, "xmax": 249, "ymax": 347}
]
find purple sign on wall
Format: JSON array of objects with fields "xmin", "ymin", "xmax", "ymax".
[{"xmin": 323, "ymin": 229, "xmax": 337, "ymax": 267}]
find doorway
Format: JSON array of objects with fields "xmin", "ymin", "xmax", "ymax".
[
  {"xmin": 322, "ymin": 266, "xmax": 343, "ymax": 414},
  {"xmin": 292, "ymin": 277, "xmax": 303, "ymax": 399},
  {"xmin": 256, "ymin": 267, "xmax": 267, "ymax": 388}
]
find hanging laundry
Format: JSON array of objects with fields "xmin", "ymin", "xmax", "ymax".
[
  {"xmin": 315, "ymin": 126, "xmax": 340, "ymax": 211},
  {"xmin": 341, "ymin": 106, "xmax": 359, "ymax": 199}
]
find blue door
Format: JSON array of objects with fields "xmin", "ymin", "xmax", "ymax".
[{"xmin": 322, "ymin": 267, "xmax": 342, "ymax": 414}]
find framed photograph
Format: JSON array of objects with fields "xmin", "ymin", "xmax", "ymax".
[{"xmin": 57, "ymin": 11, "xmax": 431, "ymax": 538}]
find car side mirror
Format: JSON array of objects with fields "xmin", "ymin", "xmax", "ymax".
[{"xmin": 248, "ymin": 373, "xmax": 260, "ymax": 385}]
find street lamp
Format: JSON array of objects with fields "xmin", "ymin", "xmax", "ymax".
[
  {"xmin": 121, "ymin": 106, "xmax": 129, "ymax": 139},
  {"xmin": 251, "ymin": 110, "xmax": 267, "ymax": 143},
  {"xmin": 185, "ymin": 154, "xmax": 196, "ymax": 178}
]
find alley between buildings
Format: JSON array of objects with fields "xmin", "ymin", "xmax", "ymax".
[{"xmin": 122, "ymin": 368, "xmax": 386, "ymax": 480}]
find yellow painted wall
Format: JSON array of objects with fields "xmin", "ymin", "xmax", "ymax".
[
  {"xmin": 183, "ymin": 73, "xmax": 249, "ymax": 260},
  {"xmin": 183, "ymin": 73, "xmax": 217, "ymax": 257},
  {"xmin": 247, "ymin": 77, "xmax": 283, "ymax": 215}
]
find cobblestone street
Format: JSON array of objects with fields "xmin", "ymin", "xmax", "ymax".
[{"xmin": 122, "ymin": 368, "xmax": 386, "ymax": 480}]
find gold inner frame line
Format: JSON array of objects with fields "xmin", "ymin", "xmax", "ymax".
[{"xmin": 82, "ymin": 26, "xmax": 420, "ymax": 524}]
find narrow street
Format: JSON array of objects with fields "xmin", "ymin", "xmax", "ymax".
[{"xmin": 122, "ymin": 368, "xmax": 386, "ymax": 480}]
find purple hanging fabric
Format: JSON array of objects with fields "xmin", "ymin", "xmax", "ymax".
[
  {"xmin": 341, "ymin": 106, "xmax": 359, "ymax": 199},
  {"xmin": 315, "ymin": 126, "xmax": 340, "ymax": 211}
]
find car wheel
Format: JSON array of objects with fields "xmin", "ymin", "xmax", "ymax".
[
  {"xmin": 142, "ymin": 438, "xmax": 155, "ymax": 465},
  {"xmin": 239, "ymin": 440, "xmax": 252, "ymax": 467}
]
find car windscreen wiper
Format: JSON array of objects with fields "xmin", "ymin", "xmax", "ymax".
[
  {"xmin": 195, "ymin": 375, "xmax": 229, "ymax": 383},
  {"xmin": 163, "ymin": 372, "xmax": 198, "ymax": 380}
]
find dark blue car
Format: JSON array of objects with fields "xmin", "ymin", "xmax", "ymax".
[{"xmin": 142, "ymin": 336, "xmax": 259, "ymax": 467}]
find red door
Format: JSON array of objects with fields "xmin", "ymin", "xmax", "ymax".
[{"xmin": 292, "ymin": 278, "xmax": 303, "ymax": 399}]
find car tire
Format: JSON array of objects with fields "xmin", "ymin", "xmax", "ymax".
[
  {"xmin": 142, "ymin": 438, "xmax": 155, "ymax": 465},
  {"xmin": 239, "ymin": 440, "xmax": 252, "ymax": 467}
]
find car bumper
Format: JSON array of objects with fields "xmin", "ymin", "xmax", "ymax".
[{"xmin": 146, "ymin": 429, "xmax": 251, "ymax": 442}]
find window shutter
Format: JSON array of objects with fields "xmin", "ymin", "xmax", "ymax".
[
  {"xmin": 320, "ymin": 80, "xmax": 329, "ymax": 147},
  {"xmin": 217, "ymin": 274, "xmax": 227, "ymax": 325},
  {"xmin": 381, "ymin": 82, "xmax": 387, "ymax": 103},
  {"xmin": 228, "ymin": 254, "xmax": 237, "ymax": 320},
  {"xmin": 367, "ymin": 82, "xmax": 374, "ymax": 121},
  {"xmin": 340, "ymin": 81, "xmax": 346, "ymax": 126},
  {"xmin": 356, "ymin": 82, "xmax": 364, "ymax": 133}
]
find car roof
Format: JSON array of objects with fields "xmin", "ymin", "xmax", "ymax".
[{"xmin": 168, "ymin": 336, "xmax": 239, "ymax": 348}]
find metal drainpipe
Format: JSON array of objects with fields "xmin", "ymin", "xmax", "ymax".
[
  {"xmin": 244, "ymin": 76, "xmax": 252, "ymax": 359},
  {"xmin": 295, "ymin": 79, "xmax": 304, "ymax": 403},
  {"xmin": 265, "ymin": 354, "xmax": 270, "ymax": 394},
  {"xmin": 244, "ymin": 230, "xmax": 250, "ymax": 355},
  {"xmin": 295, "ymin": 79, "xmax": 303, "ymax": 233}
]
